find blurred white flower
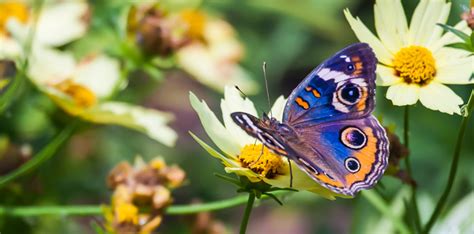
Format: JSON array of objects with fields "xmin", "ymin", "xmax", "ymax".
[
  {"xmin": 0, "ymin": 0, "xmax": 88, "ymax": 60},
  {"xmin": 28, "ymin": 48, "xmax": 177, "ymax": 146},
  {"xmin": 345, "ymin": 0, "xmax": 473, "ymax": 115},
  {"xmin": 190, "ymin": 86, "xmax": 348, "ymax": 200},
  {"xmin": 177, "ymin": 10, "xmax": 258, "ymax": 94},
  {"xmin": 125, "ymin": 4, "xmax": 258, "ymax": 94}
]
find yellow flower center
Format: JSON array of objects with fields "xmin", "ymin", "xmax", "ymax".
[
  {"xmin": 53, "ymin": 80, "xmax": 97, "ymax": 108},
  {"xmin": 0, "ymin": 3, "xmax": 29, "ymax": 35},
  {"xmin": 180, "ymin": 10, "xmax": 206, "ymax": 39},
  {"xmin": 238, "ymin": 144, "xmax": 284, "ymax": 178},
  {"xmin": 115, "ymin": 203, "xmax": 139, "ymax": 224},
  {"xmin": 392, "ymin": 46, "xmax": 436, "ymax": 85}
]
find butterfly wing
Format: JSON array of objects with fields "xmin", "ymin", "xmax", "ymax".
[
  {"xmin": 283, "ymin": 43, "xmax": 377, "ymax": 126},
  {"xmin": 285, "ymin": 116, "xmax": 389, "ymax": 196},
  {"xmin": 231, "ymin": 112, "xmax": 288, "ymax": 156}
]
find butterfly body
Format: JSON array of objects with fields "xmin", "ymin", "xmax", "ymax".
[{"xmin": 231, "ymin": 43, "xmax": 389, "ymax": 196}]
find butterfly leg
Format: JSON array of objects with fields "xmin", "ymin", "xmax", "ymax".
[{"xmin": 287, "ymin": 158, "xmax": 293, "ymax": 188}]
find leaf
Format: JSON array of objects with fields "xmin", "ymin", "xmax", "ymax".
[
  {"xmin": 471, "ymin": 31, "xmax": 474, "ymax": 47},
  {"xmin": 437, "ymin": 23, "xmax": 469, "ymax": 42},
  {"xmin": 445, "ymin": 42, "xmax": 473, "ymax": 51}
]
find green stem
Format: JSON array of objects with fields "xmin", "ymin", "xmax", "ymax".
[
  {"xmin": 0, "ymin": 191, "xmax": 289, "ymax": 217},
  {"xmin": 423, "ymin": 90, "xmax": 474, "ymax": 234},
  {"xmin": 239, "ymin": 193, "xmax": 256, "ymax": 234},
  {"xmin": 0, "ymin": 123, "xmax": 77, "ymax": 188},
  {"xmin": 362, "ymin": 190, "xmax": 411, "ymax": 234},
  {"xmin": 403, "ymin": 105, "xmax": 422, "ymax": 232}
]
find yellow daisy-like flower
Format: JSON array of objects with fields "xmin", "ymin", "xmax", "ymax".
[
  {"xmin": 0, "ymin": 0, "xmax": 88, "ymax": 60},
  {"xmin": 190, "ymin": 87, "xmax": 349, "ymax": 200},
  {"xmin": 344, "ymin": 0, "xmax": 473, "ymax": 115},
  {"xmin": 27, "ymin": 48, "xmax": 177, "ymax": 146}
]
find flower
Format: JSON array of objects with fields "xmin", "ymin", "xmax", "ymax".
[
  {"xmin": 125, "ymin": 2, "xmax": 258, "ymax": 94},
  {"xmin": 104, "ymin": 157, "xmax": 186, "ymax": 234},
  {"xmin": 176, "ymin": 10, "xmax": 258, "ymax": 94},
  {"xmin": 189, "ymin": 86, "xmax": 349, "ymax": 200},
  {"xmin": 27, "ymin": 47, "xmax": 177, "ymax": 146},
  {"xmin": 344, "ymin": 0, "xmax": 473, "ymax": 115},
  {"xmin": 0, "ymin": 0, "xmax": 88, "ymax": 60}
]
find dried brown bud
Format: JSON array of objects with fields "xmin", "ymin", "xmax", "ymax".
[
  {"xmin": 107, "ymin": 162, "xmax": 132, "ymax": 189},
  {"xmin": 461, "ymin": 7, "xmax": 474, "ymax": 30}
]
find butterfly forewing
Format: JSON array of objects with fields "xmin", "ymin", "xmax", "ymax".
[{"xmin": 283, "ymin": 43, "xmax": 377, "ymax": 126}]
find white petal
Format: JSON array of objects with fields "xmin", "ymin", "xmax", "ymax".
[
  {"xmin": 430, "ymin": 21, "xmax": 471, "ymax": 52},
  {"xmin": 386, "ymin": 83, "xmax": 420, "ymax": 105},
  {"xmin": 435, "ymin": 50, "xmax": 473, "ymax": 84},
  {"xmin": 85, "ymin": 102, "xmax": 177, "ymax": 146},
  {"xmin": 432, "ymin": 192, "xmax": 474, "ymax": 234},
  {"xmin": 220, "ymin": 86, "xmax": 258, "ymax": 147},
  {"xmin": 373, "ymin": 0, "xmax": 408, "ymax": 53},
  {"xmin": 344, "ymin": 9, "xmax": 393, "ymax": 65},
  {"xmin": 35, "ymin": 1, "xmax": 88, "ymax": 46},
  {"xmin": 269, "ymin": 95, "xmax": 287, "ymax": 121},
  {"xmin": 189, "ymin": 92, "xmax": 241, "ymax": 156},
  {"xmin": 74, "ymin": 55, "xmax": 121, "ymax": 98},
  {"xmin": 409, "ymin": 0, "xmax": 451, "ymax": 46},
  {"xmin": 27, "ymin": 47, "xmax": 76, "ymax": 85},
  {"xmin": 0, "ymin": 36, "xmax": 22, "ymax": 60},
  {"xmin": 419, "ymin": 82, "xmax": 463, "ymax": 115},
  {"xmin": 376, "ymin": 64, "xmax": 402, "ymax": 86}
]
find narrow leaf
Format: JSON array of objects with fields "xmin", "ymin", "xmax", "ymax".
[{"xmin": 437, "ymin": 23, "xmax": 469, "ymax": 41}]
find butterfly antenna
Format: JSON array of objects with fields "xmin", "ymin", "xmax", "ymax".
[
  {"xmin": 262, "ymin": 62, "xmax": 273, "ymax": 117},
  {"xmin": 235, "ymin": 85, "xmax": 249, "ymax": 99}
]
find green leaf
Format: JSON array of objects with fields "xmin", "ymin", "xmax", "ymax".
[
  {"xmin": 471, "ymin": 32, "xmax": 474, "ymax": 47},
  {"xmin": 437, "ymin": 23, "xmax": 469, "ymax": 42},
  {"xmin": 445, "ymin": 42, "xmax": 473, "ymax": 51}
]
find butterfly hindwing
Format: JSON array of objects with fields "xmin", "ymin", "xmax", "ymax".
[
  {"xmin": 285, "ymin": 116, "xmax": 388, "ymax": 196},
  {"xmin": 283, "ymin": 43, "xmax": 377, "ymax": 126}
]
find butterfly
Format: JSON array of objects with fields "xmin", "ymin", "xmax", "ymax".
[{"xmin": 231, "ymin": 43, "xmax": 389, "ymax": 196}]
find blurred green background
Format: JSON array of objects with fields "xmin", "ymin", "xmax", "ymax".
[{"xmin": 0, "ymin": 0, "xmax": 472, "ymax": 233}]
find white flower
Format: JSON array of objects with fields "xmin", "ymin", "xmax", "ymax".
[
  {"xmin": 0, "ymin": 1, "xmax": 88, "ymax": 60},
  {"xmin": 190, "ymin": 86, "xmax": 349, "ymax": 200},
  {"xmin": 27, "ymin": 48, "xmax": 177, "ymax": 146},
  {"xmin": 344, "ymin": 0, "xmax": 473, "ymax": 115}
]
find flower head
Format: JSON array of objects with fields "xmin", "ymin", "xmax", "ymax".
[
  {"xmin": 345, "ymin": 0, "xmax": 473, "ymax": 115},
  {"xmin": 125, "ymin": 2, "xmax": 258, "ymax": 94},
  {"xmin": 104, "ymin": 157, "xmax": 186, "ymax": 234},
  {"xmin": 190, "ymin": 87, "xmax": 350, "ymax": 200},
  {"xmin": 27, "ymin": 48, "xmax": 177, "ymax": 146},
  {"xmin": 0, "ymin": 0, "xmax": 89, "ymax": 60}
]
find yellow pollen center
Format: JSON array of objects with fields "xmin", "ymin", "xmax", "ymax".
[
  {"xmin": 238, "ymin": 144, "xmax": 284, "ymax": 178},
  {"xmin": 0, "ymin": 3, "xmax": 29, "ymax": 35},
  {"xmin": 115, "ymin": 203, "xmax": 139, "ymax": 224},
  {"xmin": 392, "ymin": 46, "xmax": 436, "ymax": 85},
  {"xmin": 53, "ymin": 80, "xmax": 97, "ymax": 108}
]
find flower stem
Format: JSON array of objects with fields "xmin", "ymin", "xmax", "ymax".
[
  {"xmin": 423, "ymin": 90, "xmax": 474, "ymax": 234},
  {"xmin": 0, "ymin": 123, "xmax": 77, "ymax": 188},
  {"xmin": 0, "ymin": 191, "xmax": 288, "ymax": 217},
  {"xmin": 403, "ymin": 105, "xmax": 422, "ymax": 232},
  {"xmin": 362, "ymin": 190, "xmax": 410, "ymax": 234},
  {"xmin": 239, "ymin": 193, "xmax": 256, "ymax": 234}
]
